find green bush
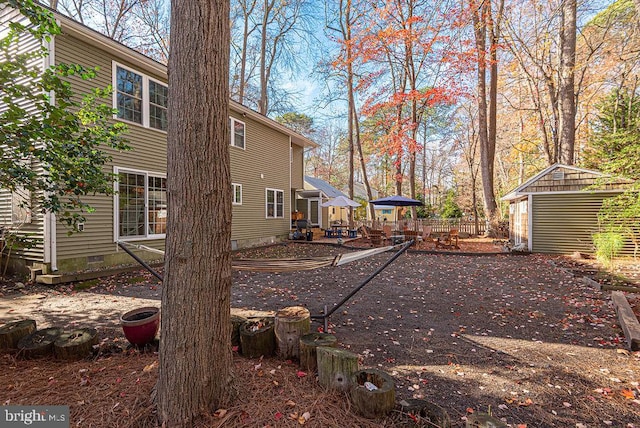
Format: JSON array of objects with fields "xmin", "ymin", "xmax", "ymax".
[{"xmin": 592, "ymin": 232, "xmax": 625, "ymax": 264}]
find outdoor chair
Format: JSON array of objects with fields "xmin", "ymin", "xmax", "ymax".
[
  {"xmin": 369, "ymin": 229, "xmax": 384, "ymax": 247},
  {"xmin": 421, "ymin": 226, "xmax": 436, "ymax": 247},
  {"xmin": 436, "ymin": 228, "xmax": 459, "ymax": 249}
]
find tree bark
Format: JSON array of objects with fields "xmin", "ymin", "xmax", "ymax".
[
  {"xmin": 558, "ymin": 0, "xmax": 577, "ymax": 165},
  {"xmin": 158, "ymin": 0, "xmax": 234, "ymax": 425},
  {"xmin": 274, "ymin": 306, "xmax": 310, "ymax": 359}
]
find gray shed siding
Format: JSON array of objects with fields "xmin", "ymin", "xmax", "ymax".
[{"xmin": 531, "ymin": 192, "xmax": 624, "ymax": 255}]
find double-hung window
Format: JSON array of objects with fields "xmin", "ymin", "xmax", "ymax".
[
  {"xmin": 229, "ymin": 117, "xmax": 245, "ymax": 149},
  {"xmin": 232, "ymin": 183, "xmax": 242, "ymax": 205},
  {"xmin": 266, "ymin": 188, "xmax": 284, "ymax": 218},
  {"xmin": 116, "ymin": 168, "xmax": 167, "ymax": 239},
  {"xmin": 114, "ymin": 63, "xmax": 168, "ymax": 131}
]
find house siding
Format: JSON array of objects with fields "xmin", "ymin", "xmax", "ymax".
[
  {"xmin": 52, "ymin": 32, "xmax": 167, "ymax": 270},
  {"xmin": 229, "ymin": 111, "xmax": 291, "ymax": 245},
  {"xmin": 531, "ymin": 192, "xmax": 634, "ymax": 255},
  {"xmin": 291, "ymin": 145, "xmax": 304, "ymax": 190},
  {"xmin": 0, "ymin": 5, "xmax": 47, "ymax": 264}
]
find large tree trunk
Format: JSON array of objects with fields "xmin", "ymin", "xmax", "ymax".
[
  {"xmin": 558, "ymin": 0, "xmax": 577, "ymax": 165},
  {"xmin": 158, "ymin": 0, "xmax": 234, "ymax": 425}
]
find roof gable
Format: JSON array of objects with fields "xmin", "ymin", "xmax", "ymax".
[{"xmin": 502, "ymin": 163, "xmax": 632, "ymax": 201}]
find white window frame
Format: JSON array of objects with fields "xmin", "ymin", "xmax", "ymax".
[
  {"xmin": 112, "ymin": 61, "xmax": 167, "ymax": 132},
  {"xmin": 232, "ymin": 183, "xmax": 242, "ymax": 205},
  {"xmin": 113, "ymin": 166, "xmax": 167, "ymax": 241},
  {"xmin": 265, "ymin": 188, "xmax": 284, "ymax": 219},
  {"xmin": 229, "ymin": 117, "xmax": 246, "ymax": 149}
]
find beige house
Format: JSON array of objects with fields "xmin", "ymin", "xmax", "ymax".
[
  {"xmin": 0, "ymin": 6, "xmax": 316, "ymax": 274},
  {"xmin": 502, "ymin": 164, "xmax": 633, "ymax": 255}
]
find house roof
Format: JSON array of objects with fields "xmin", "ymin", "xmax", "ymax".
[
  {"xmin": 50, "ymin": 7, "xmax": 317, "ymax": 149},
  {"xmin": 501, "ymin": 163, "xmax": 631, "ymax": 201},
  {"xmin": 304, "ymin": 176, "xmax": 347, "ymax": 199}
]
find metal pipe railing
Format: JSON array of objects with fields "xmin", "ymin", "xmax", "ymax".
[
  {"xmin": 117, "ymin": 241, "xmax": 164, "ymax": 281},
  {"xmin": 311, "ymin": 240, "xmax": 414, "ymax": 332}
]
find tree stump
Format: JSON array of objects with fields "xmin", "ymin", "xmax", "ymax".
[
  {"xmin": 240, "ymin": 318, "xmax": 275, "ymax": 358},
  {"xmin": 299, "ymin": 332, "xmax": 337, "ymax": 372},
  {"xmin": 18, "ymin": 327, "xmax": 63, "ymax": 358},
  {"xmin": 54, "ymin": 328, "xmax": 98, "ymax": 360},
  {"xmin": 466, "ymin": 413, "xmax": 508, "ymax": 428},
  {"xmin": 397, "ymin": 399, "xmax": 451, "ymax": 427},
  {"xmin": 350, "ymin": 368, "xmax": 396, "ymax": 419},
  {"xmin": 230, "ymin": 314, "xmax": 248, "ymax": 349},
  {"xmin": 274, "ymin": 306, "xmax": 310, "ymax": 359},
  {"xmin": 0, "ymin": 319, "xmax": 36, "ymax": 350},
  {"xmin": 317, "ymin": 346, "xmax": 358, "ymax": 392}
]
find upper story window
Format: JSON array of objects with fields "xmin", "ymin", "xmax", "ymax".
[
  {"xmin": 230, "ymin": 117, "xmax": 245, "ymax": 149},
  {"xmin": 113, "ymin": 62, "xmax": 168, "ymax": 132},
  {"xmin": 232, "ymin": 183, "xmax": 242, "ymax": 205},
  {"xmin": 266, "ymin": 188, "xmax": 284, "ymax": 218}
]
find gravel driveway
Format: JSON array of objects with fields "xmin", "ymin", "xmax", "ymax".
[{"xmin": 1, "ymin": 242, "xmax": 639, "ymax": 427}]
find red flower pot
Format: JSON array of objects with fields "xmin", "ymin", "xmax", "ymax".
[{"xmin": 120, "ymin": 307, "xmax": 160, "ymax": 346}]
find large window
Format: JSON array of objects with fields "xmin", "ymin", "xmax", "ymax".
[
  {"xmin": 232, "ymin": 183, "xmax": 242, "ymax": 205},
  {"xmin": 116, "ymin": 168, "xmax": 167, "ymax": 239},
  {"xmin": 266, "ymin": 188, "xmax": 284, "ymax": 218},
  {"xmin": 113, "ymin": 63, "xmax": 168, "ymax": 131},
  {"xmin": 229, "ymin": 117, "xmax": 245, "ymax": 149}
]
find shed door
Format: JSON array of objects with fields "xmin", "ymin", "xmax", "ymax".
[{"xmin": 531, "ymin": 193, "xmax": 614, "ymax": 254}]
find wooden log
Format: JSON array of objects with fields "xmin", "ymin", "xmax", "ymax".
[
  {"xmin": 0, "ymin": 319, "xmax": 36, "ymax": 350},
  {"xmin": 240, "ymin": 318, "xmax": 275, "ymax": 358},
  {"xmin": 397, "ymin": 399, "xmax": 451, "ymax": 427},
  {"xmin": 317, "ymin": 346, "xmax": 358, "ymax": 392},
  {"xmin": 466, "ymin": 412, "xmax": 508, "ymax": 428},
  {"xmin": 350, "ymin": 368, "xmax": 396, "ymax": 418},
  {"xmin": 18, "ymin": 327, "xmax": 63, "ymax": 358},
  {"xmin": 612, "ymin": 291, "xmax": 640, "ymax": 351},
  {"xmin": 274, "ymin": 306, "xmax": 310, "ymax": 359},
  {"xmin": 54, "ymin": 328, "xmax": 98, "ymax": 360},
  {"xmin": 230, "ymin": 314, "xmax": 248, "ymax": 349},
  {"xmin": 299, "ymin": 333, "xmax": 337, "ymax": 372}
]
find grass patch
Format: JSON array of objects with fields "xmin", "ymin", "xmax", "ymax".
[
  {"xmin": 126, "ymin": 276, "xmax": 147, "ymax": 284},
  {"xmin": 73, "ymin": 279, "xmax": 100, "ymax": 290}
]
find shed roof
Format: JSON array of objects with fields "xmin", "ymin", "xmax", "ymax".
[
  {"xmin": 304, "ymin": 176, "xmax": 347, "ymax": 199},
  {"xmin": 501, "ymin": 163, "xmax": 632, "ymax": 201}
]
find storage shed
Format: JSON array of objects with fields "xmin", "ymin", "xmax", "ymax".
[{"xmin": 501, "ymin": 164, "xmax": 634, "ymax": 255}]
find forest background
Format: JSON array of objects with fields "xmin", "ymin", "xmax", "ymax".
[{"xmin": 50, "ymin": 0, "xmax": 640, "ymax": 226}]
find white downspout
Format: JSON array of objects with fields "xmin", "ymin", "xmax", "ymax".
[
  {"xmin": 527, "ymin": 194, "xmax": 533, "ymax": 252},
  {"xmin": 43, "ymin": 32, "xmax": 58, "ymax": 271},
  {"xmin": 289, "ymin": 138, "xmax": 293, "ymax": 232}
]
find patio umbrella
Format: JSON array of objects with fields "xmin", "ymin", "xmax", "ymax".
[
  {"xmin": 369, "ymin": 195, "xmax": 423, "ymax": 225},
  {"xmin": 320, "ymin": 195, "xmax": 361, "ymax": 208},
  {"xmin": 321, "ymin": 195, "xmax": 361, "ymax": 227}
]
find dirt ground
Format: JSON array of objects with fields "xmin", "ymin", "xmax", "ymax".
[{"xmin": 1, "ymin": 239, "xmax": 640, "ymax": 427}]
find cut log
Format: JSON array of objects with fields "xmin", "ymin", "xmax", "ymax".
[
  {"xmin": 317, "ymin": 346, "xmax": 358, "ymax": 392},
  {"xmin": 397, "ymin": 399, "xmax": 451, "ymax": 427},
  {"xmin": 612, "ymin": 290, "xmax": 640, "ymax": 351},
  {"xmin": 240, "ymin": 318, "xmax": 275, "ymax": 358},
  {"xmin": 350, "ymin": 368, "xmax": 396, "ymax": 418},
  {"xmin": 466, "ymin": 412, "xmax": 508, "ymax": 428},
  {"xmin": 0, "ymin": 319, "xmax": 37, "ymax": 350},
  {"xmin": 230, "ymin": 314, "xmax": 248, "ymax": 349},
  {"xmin": 18, "ymin": 327, "xmax": 63, "ymax": 358},
  {"xmin": 274, "ymin": 306, "xmax": 310, "ymax": 359},
  {"xmin": 54, "ymin": 328, "xmax": 98, "ymax": 360},
  {"xmin": 299, "ymin": 332, "xmax": 337, "ymax": 372}
]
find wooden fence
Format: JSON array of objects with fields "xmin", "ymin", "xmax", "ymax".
[{"xmin": 359, "ymin": 218, "xmax": 487, "ymax": 236}]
